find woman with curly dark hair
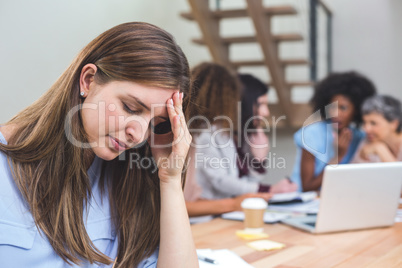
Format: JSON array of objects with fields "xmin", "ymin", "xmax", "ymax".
[{"xmin": 290, "ymin": 71, "xmax": 377, "ymax": 192}]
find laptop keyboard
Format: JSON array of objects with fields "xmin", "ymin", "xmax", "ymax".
[{"xmin": 305, "ymin": 222, "xmax": 316, "ymax": 227}]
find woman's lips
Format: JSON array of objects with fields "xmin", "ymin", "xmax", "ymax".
[
  {"xmin": 110, "ymin": 136, "xmax": 128, "ymax": 151},
  {"xmin": 366, "ymin": 135, "xmax": 375, "ymax": 141}
]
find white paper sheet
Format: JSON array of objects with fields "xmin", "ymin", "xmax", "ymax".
[
  {"xmin": 395, "ymin": 209, "xmax": 402, "ymax": 223},
  {"xmin": 268, "ymin": 199, "xmax": 320, "ymax": 214},
  {"xmin": 221, "ymin": 211, "xmax": 291, "ymax": 223},
  {"xmin": 197, "ymin": 249, "xmax": 254, "ymax": 268},
  {"xmin": 269, "ymin": 191, "xmax": 317, "ymax": 203}
]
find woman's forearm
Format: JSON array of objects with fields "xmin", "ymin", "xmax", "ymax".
[
  {"xmin": 302, "ymin": 171, "xmax": 324, "ymax": 192},
  {"xmin": 158, "ymin": 179, "xmax": 198, "ymax": 268},
  {"xmin": 300, "ymin": 149, "xmax": 324, "ymax": 192},
  {"xmin": 186, "ymin": 199, "xmax": 235, "ymax": 217},
  {"xmin": 375, "ymin": 146, "xmax": 397, "ymax": 162}
]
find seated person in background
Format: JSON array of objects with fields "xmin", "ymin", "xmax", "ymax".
[
  {"xmin": 290, "ymin": 71, "xmax": 377, "ymax": 192},
  {"xmin": 184, "ymin": 63, "xmax": 296, "ymax": 218},
  {"xmin": 353, "ymin": 95, "xmax": 402, "ymax": 162},
  {"xmin": 184, "ymin": 145, "xmax": 271, "ymax": 217},
  {"xmin": 238, "ymin": 74, "xmax": 297, "ymax": 194}
]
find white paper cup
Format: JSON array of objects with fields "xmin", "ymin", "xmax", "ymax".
[{"xmin": 241, "ymin": 198, "xmax": 268, "ymax": 233}]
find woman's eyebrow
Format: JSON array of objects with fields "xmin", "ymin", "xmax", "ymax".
[
  {"xmin": 127, "ymin": 95, "xmax": 169, "ymax": 120},
  {"xmin": 127, "ymin": 95, "xmax": 150, "ymax": 111}
]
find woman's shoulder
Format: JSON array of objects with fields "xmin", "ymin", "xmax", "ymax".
[
  {"xmin": 293, "ymin": 120, "xmax": 329, "ymax": 148},
  {"xmin": 0, "ymin": 124, "xmax": 19, "ymax": 144},
  {"xmin": 0, "ymin": 151, "xmax": 35, "ymax": 229},
  {"xmin": 193, "ymin": 124, "xmax": 233, "ymax": 146},
  {"xmin": 294, "ymin": 120, "xmax": 328, "ymax": 136},
  {"xmin": 0, "ymin": 127, "xmax": 7, "ymax": 144}
]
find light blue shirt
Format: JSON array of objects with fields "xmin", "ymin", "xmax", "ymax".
[
  {"xmin": 0, "ymin": 131, "xmax": 158, "ymax": 268},
  {"xmin": 290, "ymin": 121, "xmax": 365, "ymax": 192}
]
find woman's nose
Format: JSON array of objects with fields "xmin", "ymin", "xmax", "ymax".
[
  {"xmin": 259, "ymin": 105, "xmax": 270, "ymax": 118},
  {"xmin": 363, "ymin": 123, "xmax": 371, "ymax": 133},
  {"xmin": 125, "ymin": 117, "xmax": 150, "ymax": 145},
  {"xmin": 328, "ymin": 108, "xmax": 339, "ymax": 120}
]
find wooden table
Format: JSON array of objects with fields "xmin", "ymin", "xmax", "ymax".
[{"xmin": 191, "ymin": 218, "xmax": 402, "ymax": 268}]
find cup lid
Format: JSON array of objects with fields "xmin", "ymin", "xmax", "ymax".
[{"xmin": 241, "ymin": 198, "xmax": 268, "ymax": 209}]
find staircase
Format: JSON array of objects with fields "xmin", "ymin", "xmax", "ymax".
[{"xmin": 181, "ymin": 0, "xmax": 331, "ymax": 128}]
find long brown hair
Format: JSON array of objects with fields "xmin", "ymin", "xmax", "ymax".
[
  {"xmin": 0, "ymin": 22, "xmax": 190, "ymax": 267},
  {"xmin": 189, "ymin": 62, "xmax": 241, "ymax": 130}
]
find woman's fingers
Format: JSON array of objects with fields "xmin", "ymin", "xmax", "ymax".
[
  {"xmin": 167, "ymin": 98, "xmax": 178, "ymax": 131},
  {"xmin": 169, "ymin": 92, "xmax": 191, "ymax": 157},
  {"xmin": 174, "ymin": 92, "xmax": 188, "ymax": 130},
  {"xmin": 338, "ymin": 128, "xmax": 352, "ymax": 147},
  {"xmin": 167, "ymin": 97, "xmax": 182, "ymax": 145},
  {"xmin": 173, "ymin": 92, "xmax": 191, "ymax": 145}
]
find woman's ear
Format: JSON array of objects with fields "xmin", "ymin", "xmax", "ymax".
[
  {"xmin": 79, "ymin": 64, "xmax": 97, "ymax": 97},
  {"xmin": 390, "ymin": 119, "xmax": 399, "ymax": 133}
]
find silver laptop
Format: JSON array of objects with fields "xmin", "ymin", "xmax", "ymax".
[{"xmin": 281, "ymin": 162, "xmax": 402, "ymax": 234}]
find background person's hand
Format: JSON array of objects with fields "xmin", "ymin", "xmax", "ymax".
[
  {"xmin": 333, "ymin": 128, "xmax": 352, "ymax": 160},
  {"xmin": 359, "ymin": 141, "xmax": 388, "ymax": 160},
  {"xmin": 269, "ymin": 178, "xmax": 298, "ymax": 194},
  {"xmin": 148, "ymin": 92, "xmax": 192, "ymax": 183}
]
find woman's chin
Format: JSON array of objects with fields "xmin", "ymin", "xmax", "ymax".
[
  {"xmin": 366, "ymin": 136, "xmax": 377, "ymax": 143},
  {"xmin": 92, "ymin": 147, "xmax": 120, "ymax": 161},
  {"xmin": 331, "ymin": 122, "xmax": 340, "ymax": 130}
]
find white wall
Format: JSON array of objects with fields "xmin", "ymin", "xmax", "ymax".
[
  {"xmin": 326, "ymin": 0, "xmax": 402, "ymax": 97},
  {"xmin": 0, "ymin": 0, "xmax": 210, "ymax": 123},
  {"xmin": 1, "ymin": 0, "xmax": 401, "ymax": 182}
]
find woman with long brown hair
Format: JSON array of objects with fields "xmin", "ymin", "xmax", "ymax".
[{"xmin": 0, "ymin": 22, "xmax": 198, "ymax": 267}]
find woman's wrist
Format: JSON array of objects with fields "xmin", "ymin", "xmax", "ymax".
[
  {"xmin": 225, "ymin": 198, "xmax": 239, "ymax": 212},
  {"xmin": 375, "ymin": 144, "xmax": 396, "ymax": 162},
  {"xmin": 159, "ymin": 175, "xmax": 183, "ymax": 190}
]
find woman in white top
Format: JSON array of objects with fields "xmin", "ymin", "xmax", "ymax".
[{"xmin": 185, "ymin": 63, "xmax": 295, "ymax": 206}]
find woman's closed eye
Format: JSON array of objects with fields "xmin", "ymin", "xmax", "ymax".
[{"xmin": 123, "ymin": 102, "xmax": 141, "ymax": 115}]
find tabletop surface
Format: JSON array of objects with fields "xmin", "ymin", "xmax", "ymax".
[{"xmin": 191, "ymin": 218, "xmax": 402, "ymax": 268}]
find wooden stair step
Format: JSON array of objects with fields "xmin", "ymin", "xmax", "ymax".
[
  {"xmin": 231, "ymin": 60, "xmax": 264, "ymax": 68},
  {"xmin": 232, "ymin": 59, "xmax": 309, "ymax": 68},
  {"xmin": 192, "ymin": 33, "xmax": 303, "ymax": 45},
  {"xmin": 288, "ymin": 81, "xmax": 314, "ymax": 87},
  {"xmin": 181, "ymin": 5, "xmax": 297, "ymax": 20},
  {"xmin": 274, "ymin": 34, "xmax": 304, "ymax": 42},
  {"xmin": 192, "ymin": 36, "xmax": 255, "ymax": 45},
  {"xmin": 280, "ymin": 59, "xmax": 310, "ymax": 66}
]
